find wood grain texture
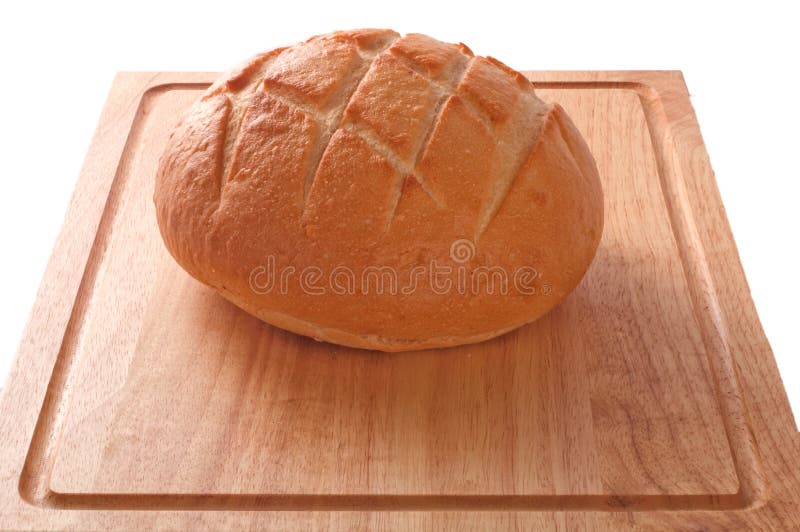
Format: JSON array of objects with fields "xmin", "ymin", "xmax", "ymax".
[{"xmin": 0, "ymin": 71, "xmax": 798, "ymax": 530}]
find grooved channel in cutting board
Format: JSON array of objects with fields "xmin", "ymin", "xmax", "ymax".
[{"xmin": 19, "ymin": 81, "xmax": 764, "ymax": 511}]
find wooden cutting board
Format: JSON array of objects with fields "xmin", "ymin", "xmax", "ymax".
[{"xmin": 1, "ymin": 71, "xmax": 798, "ymax": 530}]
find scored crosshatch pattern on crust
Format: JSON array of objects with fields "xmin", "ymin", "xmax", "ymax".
[{"xmin": 204, "ymin": 31, "xmax": 552, "ymax": 238}]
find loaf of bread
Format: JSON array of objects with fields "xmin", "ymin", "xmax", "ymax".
[{"xmin": 154, "ymin": 29, "xmax": 604, "ymax": 352}]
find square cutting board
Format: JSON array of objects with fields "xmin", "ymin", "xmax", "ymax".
[{"xmin": 1, "ymin": 71, "xmax": 798, "ymax": 530}]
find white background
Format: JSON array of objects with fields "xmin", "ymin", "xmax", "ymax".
[{"xmin": 0, "ymin": 1, "xmax": 798, "ymax": 422}]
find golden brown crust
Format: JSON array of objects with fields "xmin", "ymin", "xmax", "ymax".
[{"xmin": 154, "ymin": 29, "xmax": 604, "ymax": 352}]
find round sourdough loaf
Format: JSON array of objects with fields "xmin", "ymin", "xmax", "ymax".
[{"xmin": 154, "ymin": 29, "xmax": 604, "ymax": 352}]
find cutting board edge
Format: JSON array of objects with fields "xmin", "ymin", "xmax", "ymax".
[{"xmin": 1, "ymin": 71, "xmax": 797, "ymax": 530}]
